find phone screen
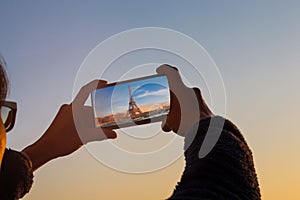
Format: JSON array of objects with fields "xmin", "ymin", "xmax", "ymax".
[{"xmin": 91, "ymin": 74, "xmax": 170, "ymax": 129}]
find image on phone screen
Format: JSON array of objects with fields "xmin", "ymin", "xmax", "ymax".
[{"xmin": 91, "ymin": 75, "xmax": 170, "ymax": 129}]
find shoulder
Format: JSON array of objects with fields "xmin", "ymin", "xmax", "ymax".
[{"xmin": 0, "ymin": 149, "xmax": 34, "ymax": 199}]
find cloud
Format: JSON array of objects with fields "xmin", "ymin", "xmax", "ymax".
[{"xmin": 135, "ymin": 88, "xmax": 168, "ymax": 99}]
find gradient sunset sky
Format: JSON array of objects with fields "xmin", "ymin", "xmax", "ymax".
[{"xmin": 1, "ymin": 1, "xmax": 299, "ymax": 200}]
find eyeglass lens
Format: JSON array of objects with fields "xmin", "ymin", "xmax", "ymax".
[{"xmin": 1, "ymin": 106, "xmax": 11, "ymax": 128}]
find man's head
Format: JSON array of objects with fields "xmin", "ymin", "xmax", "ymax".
[
  {"xmin": 0, "ymin": 57, "xmax": 8, "ymax": 106},
  {"xmin": 0, "ymin": 57, "xmax": 8, "ymax": 166}
]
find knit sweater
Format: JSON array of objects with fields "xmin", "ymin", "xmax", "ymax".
[{"xmin": 169, "ymin": 116, "xmax": 261, "ymax": 200}]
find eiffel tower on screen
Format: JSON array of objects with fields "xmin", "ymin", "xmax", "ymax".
[{"xmin": 127, "ymin": 85, "xmax": 143, "ymax": 119}]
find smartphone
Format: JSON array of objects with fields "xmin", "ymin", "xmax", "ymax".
[{"xmin": 91, "ymin": 74, "xmax": 170, "ymax": 129}]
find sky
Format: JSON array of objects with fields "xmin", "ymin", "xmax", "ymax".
[
  {"xmin": 93, "ymin": 75, "xmax": 169, "ymax": 117},
  {"xmin": 0, "ymin": 1, "xmax": 300, "ymax": 199}
]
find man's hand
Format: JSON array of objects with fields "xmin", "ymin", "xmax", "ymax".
[
  {"xmin": 156, "ymin": 64, "xmax": 213, "ymax": 136},
  {"xmin": 23, "ymin": 80, "xmax": 117, "ymax": 171}
]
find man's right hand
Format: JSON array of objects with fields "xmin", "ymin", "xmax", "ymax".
[{"xmin": 156, "ymin": 64, "xmax": 213, "ymax": 136}]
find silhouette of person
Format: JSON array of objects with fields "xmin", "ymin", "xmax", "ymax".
[
  {"xmin": 156, "ymin": 64, "xmax": 261, "ymax": 199},
  {"xmin": 0, "ymin": 58, "xmax": 261, "ymax": 199},
  {"xmin": 0, "ymin": 58, "xmax": 117, "ymax": 199}
]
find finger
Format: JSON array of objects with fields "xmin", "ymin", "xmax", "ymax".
[
  {"xmin": 161, "ymin": 117, "xmax": 171, "ymax": 132},
  {"xmin": 156, "ymin": 64, "xmax": 178, "ymax": 73},
  {"xmin": 91, "ymin": 129, "xmax": 117, "ymax": 142},
  {"xmin": 192, "ymin": 87, "xmax": 203, "ymax": 104},
  {"xmin": 97, "ymin": 80, "xmax": 108, "ymax": 89},
  {"xmin": 73, "ymin": 80, "xmax": 107, "ymax": 106},
  {"xmin": 102, "ymin": 128, "xmax": 117, "ymax": 139},
  {"xmin": 79, "ymin": 128, "xmax": 117, "ymax": 144},
  {"xmin": 156, "ymin": 64, "xmax": 179, "ymax": 76},
  {"xmin": 193, "ymin": 87, "xmax": 214, "ymax": 116},
  {"xmin": 59, "ymin": 104, "xmax": 70, "ymax": 112},
  {"xmin": 156, "ymin": 64, "xmax": 186, "ymax": 90}
]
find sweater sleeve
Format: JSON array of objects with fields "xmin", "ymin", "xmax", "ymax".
[
  {"xmin": 168, "ymin": 116, "xmax": 261, "ymax": 200},
  {"xmin": 0, "ymin": 149, "xmax": 34, "ymax": 200}
]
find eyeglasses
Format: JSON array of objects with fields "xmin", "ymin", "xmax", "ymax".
[{"xmin": 1, "ymin": 101, "xmax": 17, "ymax": 132}]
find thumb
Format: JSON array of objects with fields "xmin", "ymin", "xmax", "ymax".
[
  {"xmin": 161, "ymin": 116, "xmax": 171, "ymax": 132},
  {"xmin": 80, "ymin": 128, "xmax": 117, "ymax": 144},
  {"xmin": 102, "ymin": 128, "xmax": 117, "ymax": 139}
]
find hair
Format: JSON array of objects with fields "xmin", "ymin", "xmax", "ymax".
[{"xmin": 0, "ymin": 56, "xmax": 8, "ymax": 105}]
